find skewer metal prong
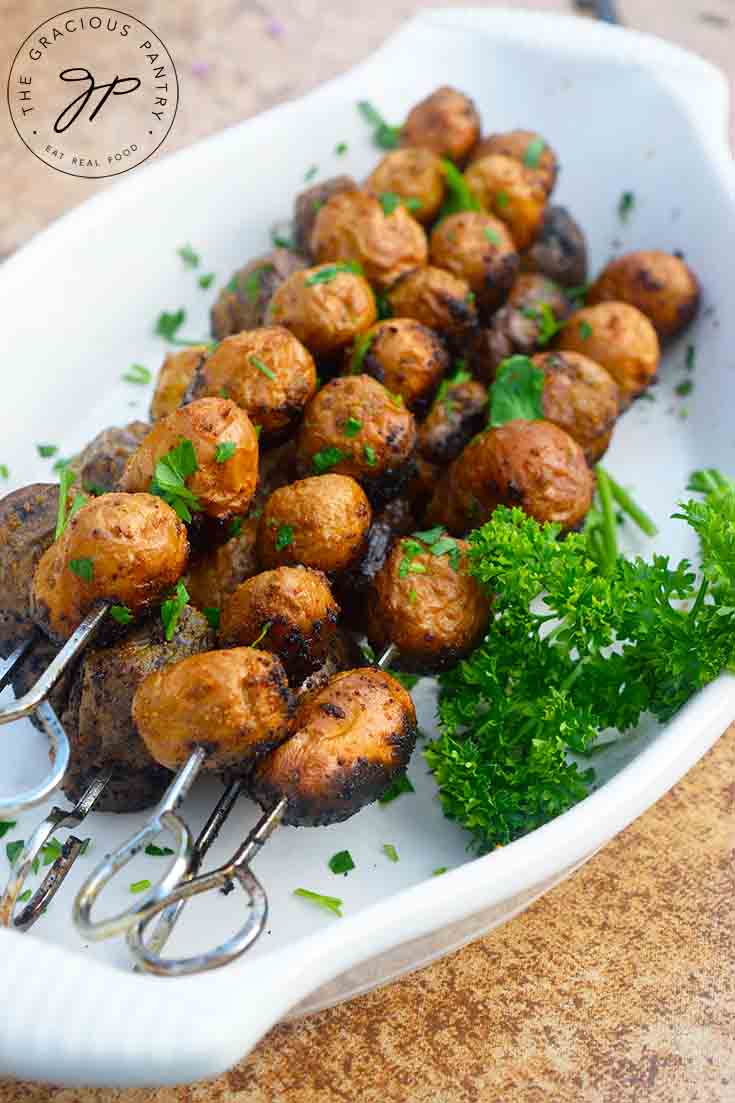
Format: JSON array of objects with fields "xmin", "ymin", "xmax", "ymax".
[{"xmin": 0, "ymin": 700, "xmax": 71, "ymax": 816}]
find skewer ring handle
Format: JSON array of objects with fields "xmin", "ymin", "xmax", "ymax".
[
  {"xmin": 127, "ymin": 864, "xmax": 268, "ymax": 976},
  {"xmin": 0, "ymin": 701, "xmax": 70, "ymax": 815}
]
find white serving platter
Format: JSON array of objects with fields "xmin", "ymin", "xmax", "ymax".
[{"xmin": 1, "ymin": 6, "xmax": 734, "ymax": 1087}]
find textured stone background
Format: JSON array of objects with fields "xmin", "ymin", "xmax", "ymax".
[{"xmin": 1, "ymin": 2, "xmax": 734, "ymax": 1100}]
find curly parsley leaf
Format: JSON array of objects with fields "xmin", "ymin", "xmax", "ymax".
[
  {"xmin": 488, "ymin": 356, "xmax": 545, "ymax": 427},
  {"xmin": 161, "ymin": 580, "xmax": 189, "ymax": 642},
  {"xmin": 149, "ymin": 438, "xmax": 200, "ymax": 522}
]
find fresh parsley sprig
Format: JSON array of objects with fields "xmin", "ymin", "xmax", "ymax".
[{"xmin": 149, "ymin": 439, "xmax": 200, "ymax": 523}]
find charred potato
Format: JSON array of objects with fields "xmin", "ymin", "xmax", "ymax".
[
  {"xmin": 211, "ymin": 250, "xmax": 307, "ymax": 340},
  {"xmin": 120, "ymin": 397, "xmax": 259, "ymax": 520},
  {"xmin": 556, "ymin": 302, "xmax": 660, "ymax": 406},
  {"xmin": 534, "ymin": 350, "xmax": 620, "ymax": 463},
  {"xmin": 588, "ymin": 250, "xmax": 700, "ymax": 341},
  {"xmin": 401, "ymin": 85, "xmax": 480, "ymax": 164},
  {"xmin": 219, "ymin": 565, "xmax": 339, "ymax": 682},
  {"xmin": 185, "ymin": 514, "xmax": 259, "ymax": 610},
  {"xmin": 267, "ymin": 264, "xmax": 377, "ymax": 358},
  {"xmin": 427, "ymin": 421, "xmax": 594, "ymax": 535},
  {"xmin": 295, "ymin": 375, "xmax": 417, "ymax": 506},
  {"xmin": 464, "ymin": 154, "xmax": 547, "ymax": 251},
  {"xmin": 310, "ymin": 190, "xmax": 428, "ymax": 290},
  {"xmin": 258, "ymin": 473, "xmax": 371, "ymax": 573},
  {"xmin": 429, "ymin": 211, "xmax": 519, "ymax": 315},
  {"xmin": 468, "ymin": 130, "xmax": 558, "ymax": 195},
  {"xmin": 347, "ymin": 318, "xmax": 449, "ymax": 415},
  {"xmin": 521, "ymin": 205, "xmax": 588, "ymax": 288},
  {"xmin": 419, "ymin": 377, "xmax": 488, "ymax": 464},
  {"xmin": 386, "ymin": 265, "xmax": 478, "ymax": 347},
  {"xmin": 365, "ymin": 148, "xmax": 445, "ymax": 225},
  {"xmin": 194, "ymin": 327, "xmax": 317, "ymax": 444},
  {"xmin": 293, "ymin": 175, "xmax": 357, "ymax": 257},
  {"xmin": 251, "ymin": 667, "xmax": 416, "ymax": 826},
  {"xmin": 133, "ymin": 648, "xmax": 293, "ymax": 772},
  {"xmin": 31, "ymin": 492, "xmax": 188, "ymax": 640},
  {"xmin": 150, "ymin": 348, "xmax": 209, "ymax": 421}
]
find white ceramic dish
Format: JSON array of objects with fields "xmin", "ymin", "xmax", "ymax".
[{"xmin": 1, "ymin": 6, "xmax": 734, "ymax": 1087}]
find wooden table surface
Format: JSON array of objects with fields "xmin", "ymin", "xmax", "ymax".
[{"xmin": 1, "ymin": 2, "xmax": 734, "ymax": 1100}]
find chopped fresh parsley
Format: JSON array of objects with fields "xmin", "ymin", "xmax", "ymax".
[
  {"xmin": 275, "ymin": 524, "xmax": 294, "ymax": 550},
  {"xmin": 130, "ymin": 879, "xmax": 152, "ymax": 894},
  {"xmin": 578, "ymin": 319, "xmax": 593, "ymax": 340},
  {"xmin": 437, "ymin": 159, "xmax": 480, "ymax": 220},
  {"xmin": 271, "ymin": 222, "xmax": 295, "ymax": 250},
  {"xmin": 69, "ymin": 557, "xmax": 94, "ymax": 582},
  {"xmin": 350, "ymin": 331, "xmax": 375, "ymax": 374},
  {"xmin": 495, "ymin": 190, "xmax": 510, "ymax": 210},
  {"xmin": 149, "ymin": 438, "xmax": 200, "ymax": 522},
  {"xmin": 357, "ymin": 100, "xmax": 400, "ymax": 150},
  {"xmin": 389, "ymin": 670, "xmax": 420, "ymax": 691},
  {"xmin": 312, "ymin": 199, "xmax": 323, "ymax": 214},
  {"xmin": 177, "ymin": 244, "xmax": 200, "ymax": 268},
  {"xmin": 198, "ymin": 272, "xmax": 216, "ymax": 289},
  {"xmin": 55, "ymin": 467, "xmax": 79, "ymax": 539},
  {"xmin": 154, "ymin": 309, "xmax": 205, "ymax": 347},
  {"xmin": 375, "ymin": 291, "xmax": 392, "ymax": 320},
  {"xmin": 203, "ymin": 607, "xmax": 221, "ymax": 631},
  {"xmin": 378, "ymin": 192, "xmax": 401, "ymax": 216},
  {"xmin": 398, "ymin": 538, "xmax": 428, "ymax": 578},
  {"xmin": 228, "ymin": 517, "xmax": 243, "ymax": 539},
  {"xmin": 0, "ymin": 822, "xmax": 17, "ymax": 840},
  {"xmin": 676, "ymin": 379, "xmax": 694, "ymax": 397},
  {"xmin": 41, "ymin": 837, "xmax": 62, "ymax": 866},
  {"xmin": 305, "ymin": 261, "xmax": 363, "ymax": 286},
  {"xmin": 686, "ymin": 344, "xmax": 696, "ymax": 371},
  {"xmin": 6, "ymin": 840, "xmax": 24, "ymax": 865},
  {"xmin": 122, "ymin": 363, "xmax": 151, "ymax": 385},
  {"xmin": 335, "ymin": 141, "xmax": 348, "ymax": 156},
  {"xmin": 110, "ymin": 605, "xmax": 134, "ymax": 625},
  {"xmin": 618, "ymin": 191, "xmax": 635, "ymax": 221},
  {"xmin": 17, "ymin": 890, "xmax": 31, "ymax": 903},
  {"xmin": 432, "ymin": 867, "xmax": 448, "ymax": 877},
  {"xmin": 344, "ymin": 416, "xmax": 362, "ymax": 438},
  {"xmin": 145, "ymin": 844, "xmax": 174, "ymax": 857},
  {"xmin": 484, "ymin": 226, "xmax": 502, "ymax": 245},
  {"xmin": 293, "ymin": 887, "xmax": 343, "ymax": 916},
  {"xmin": 567, "ymin": 283, "xmax": 590, "ymax": 306},
  {"xmin": 434, "ymin": 364, "xmax": 472, "ymax": 410},
  {"xmin": 363, "ymin": 444, "xmax": 377, "ymax": 467},
  {"xmin": 160, "ymin": 579, "xmax": 189, "ymax": 641},
  {"xmin": 313, "ymin": 446, "xmax": 345, "ymax": 474},
  {"xmin": 251, "ymin": 620, "xmax": 272, "ymax": 648},
  {"xmin": 378, "ymin": 773, "xmax": 415, "ymax": 804},
  {"xmin": 522, "ymin": 301, "xmax": 565, "ymax": 346},
  {"xmin": 328, "ymin": 850, "xmax": 355, "ymax": 875},
  {"xmin": 489, "ymin": 355, "xmax": 545, "ymax": 428},
  {"xmin": 0, "ymin": 465, "xmax": 8, "ymax": 480},
  {"xmin": 37, "ymin": 443, "xmax": 58, "ymax": 458},
  {"xmin": 304, "ymin": 164, "xmax": 318, "ymax": 182},
  {"xmin": 249, "ymin": 354, "xmax": 277, "ymax": 381},
  {"xmin": 382, "ymin": 843, "xmax": 399, "ymax": 862},
  {"xmin": 523, "ymin": 136, "xmax": 546, "ymax": 169},
  {"xmin": 243, "ymin": 265, "xmax": 273, "ymax": 302},
  {"xmin": 408, "ymin": 587, "xmax": 417, "ymax": 604},
  {"xmin": 215, "ymin": 442, "xmax": 237, "ymax": 464}
]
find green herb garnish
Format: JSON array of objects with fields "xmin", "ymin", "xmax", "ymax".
[
  {"xmin": 275, "ymin": 524, "xmax": 294, "ymax": 551},
  {"xmin": 6, "ymin": 841, "xmax": 24, "ymax": 865},
  {"xmin": 523, "ymin": 136, "xmax": 546, "ymax": 169},
  {"xmin": 484, "ymin": 226, "xmax": 501, "ymax": 245},
  {"xmin": 676, "ymin": 379, "xmax": 694, "ymax": 397},
  {"xmin": 686, "ymin": 344, "xmax": 696, "ymax": 371},
  {"xmin": 122, "ymin": 363, "xmax": 151, "ymax": 385},
  {"xmin": 328, "ymin": 850, "xmax": 355, "ymax": 875},
  {"xmin": 145, "ymin": 844, "xmax": 174, "ymax": 857},
  {"xmin": 228, "ymin": 517, "xmax": 243, "ymax": 539},
  {"xmin": 350, "ymin": 331, "xmax": 375, "ymax": 374},
  {"xmin": 489, "ymin": 356, "xmax": 545, "ymax": 428},
  {"xmin": 0, "ymin": 822, "xmax": 17, "ymax": 840},
  {"xmin": 305, "ymin": 261, "xmax": 363, "ymax": 286},
  {"xmin": 249, "ymin": 354, "xmax": 277, "ymax": 381},
  {"xmin": 522, "ymin": 302, "xmax": 565, "ymax": 346},
  {"xmin": 177, "ymin": 244, "xmax": 200, "ymax": 268},
  {"xmin": 110, "ymin": 605, "xmax": 134, "ymax": 625},
  {"xmin": 160, "ymin": 580, "xmax": 189, "ymax": 641},
  {"xmin": 149, "ymin": 438, "xmax": 200, "ymax": 522},
  {"xmin": 578, "ymin": 319, "xmax": 593, "ymax": 341},
  {"xmin": 432, "ymin": 867, "xmax": 448, "ymax": 877},
  {"xmin": 343, "ymin": 416, "xmax": 362, "ymax": 438},
  {"xmin": 437, "ymin": 159, "xmax": 480, "ymax": 220},
  {"xmin": 130, "ymin": 879, "xmax": 152, "ymax": 894},
  {"xmin": 0, "ymin": 465, "xmax": 8, "ymax": 480},
  {"xmin": 335, "ymin": 141, "xmax": 348, "ymax": 156},
  {"xmin": 69, "ymin": 557, "xmax": 93, "ymax": 582},
  {"xmin": 313, "ymin": 447, "xmax": 345, "ymax": 474},
  {"xmin": 357, "ymin": 100, "xmax": 400, "ymax": 149},
  {"xmin": 618, "ymin": 191, "xmax": 635, "ymax": 221},
  {"xmin": 215, "ymin": 442, "xmax": 237, "ymax": 464},
  {"xmin": 198, "ymin": 272, "xmax": 215, "ymax": 289},
  {"xmin": 250, "ymin": 621, "xmax": 272, "ymax": 648},
  {"xmin": 203, "ymin": 607, "xmax": 221, "ymax": 631},
  {"xmin": 55, "ymin": 467, "xmax": 78, "ymax": 539},
  {"xmin": 304, "ymin": 164, "xmax": 318, "ymax": 182},
  {"xmin": 378, "ymin": 773, "xmax": 415, "ymax": 804},
  {"xmin": 382, "ymin": 844, "xmax": 399, "ymax": 863},
  {"xmin": 495, "ymin": 190, "xmax": 510, "ymax": 210},
  {"xmin": 293, "ymin": 888, "xmax": 343, "ymax": 916},
  {"xmin": 37, "ymin": 444, "xmax": 58, "ymax": 458},
  {"xmin": 17, "ymin": 890, "xmax": 31, "ymax": 903}
]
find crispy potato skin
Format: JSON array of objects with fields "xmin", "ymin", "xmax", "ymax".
[
  {"xmin": 588, "ymin": 250, "xmax": 700, "ymax": 340},
  {"xmin": 293, "ymin": 176, "xmax": 357, "ymax": 257},
  {"xmin": 31, "ymin": 492, "xmax": 189, "ymax": 641},
  {"xmin": 150, "ymin": 348, "xmax": 208, "ymax": 421},
  {"xmin": 429, "ymin": 212, "xmax": 519, "ymax": 315},
  {"xmin": 521, "ymin": 205, "xmax": 588, "ymax": 288},
  {"xmin": 251, "ymin": 667, "xmax": 417, "ymax": 826},
  {"xmin": 211, "ymin": 251, "xmax": 308, "ymax": 340},
  {"xmin": 419, "ymin": 379, "xmax": 488, "ymax": 465},
  {"xmin": 120, "ymin": 397, "xmax": 259, "ymax": 520},
  {"xmin": 468, "ymin": 130, "xmax": 558, "ymax": 195},
  {"xmin": 365, "ymin": 148, "xmax": 445, "ymax": 225},
  {"xmin": 195, "ymin": 327, "xmax": 317, "ymax": 444},
  {"xmin": 185, "ymin": 514, "xmax": 259, "ymax": 610},
  {"xmin": 0, "ymin": 484, "xmax": 60, "ymax": 648},
  {"xmin": 386, "ymin": 265, "xmax": 477, "ymax": 347},
  {"xmin": 401, "ymin": 86, "xmax": 480, "ymax": 164},
  {"xmin": 267, "ymin": 265, "xmax": 377, "ymax": 358},
  {"xmin": 295, "ymin": 375, "xmax": 417, "ymax": 505},
  {"xmin": 219, "ymin": 565, "xmax": 339, "ymax": 682},
  {"xmin": 310, "ymin": 191, "xmax": 428, "ymax": 290},
  {"xmin": 464, "ymin": 154, "xmax": 547, "ymax": 251},
  {"xmin": 556, "ymin": 302, "xmax": 660, "ymax": 406},
  {"xmin": 349, "ymin": 318, "xmax": 449, "ymax": 415},
  {"xmin": 367, "ymin": 538, "xmax": 490, "ymax": 672},
  {"xmin": 257, "ymin": 474, "xmax": 371, "ymax": 573},
  {"xmin": 133, "ymin": 647, "xmax": 293, "ymax": 772},
  {"xmin": 534, "ymin": 350, "xmax": 620, "ymax": 464},
  {"xmin": 427, "ymin": 420, "xmax": 594, "ymax": 535}
]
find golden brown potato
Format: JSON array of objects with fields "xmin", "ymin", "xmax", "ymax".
[
  {"xmin": 219, "ymin": 565, "xmax": 339, "ymax": 682},
  {"xmin": 132, "ymin": 648, "xmax": 292, "ymax": 772},
  {"xmin": 429, "ymin": 211, "xmax": 519, "ymax": 314},
  {"xmin": 211, "ymin": 250, "xmax": 308, "ymax": 340},
  {"xmin": 401, "ymin": 85, "xmax": 480, "ymax": 164},
  {"xmin": 347, "ymin": 318, "xmax": 449, "ymax": 415},
  {"xmin": 120, "ymin": 397, "xmax": 259, "ymax": 520},
  {"xmin": 386, "ymin": 265, "xmax": 478, "ymax": 347},
  {"xmin": 468, "ymin": 130, "xmax": 558, "ymax": 195},
  {"xmin": 150, "ymin": 347, "xmax": 208, "ymax": 421},
  {"xmin": 31, "ymin": 493, "xmax": 188, "ymax": 641},
  {"xmin": 521, "ymin": 205, "xmax": 588, "ymax": 288},
  {"xmin": 295, "ymin": 375, "xmax": 417, "ymax": 506},
  {"xmin": 365, "ymin": 148, "xmax": 445, "ymax": 225},
  {"xmin": 267, "ymin": 264, "xmax": 377, "ymax": 358},
  {"xmin": 464, "ymin": 154, "xmax": 547, "ymax": 251},
  {"xmin": 185, "ymin": 514, "xmax": 259, "ymax": 611},
  {"xmin": 257, "ymin": 474, "xmax": 371, "ymax": 573},
  {"xmin": 534, "ymin": 350, "xmax": 620, "ymax": 463},
  {"xmin": 194, "ymin": 327, "xmax": 317, "ymax": 444},
  {"xmin": 556, "ymin": 303, "xmax": 660, "ymax": 406},
  {"xmin": 418, "ymin": 377, "xmax": 488, "ymax": 464},
  {"xmin": 310, "ymin": 190, "xmax": 428, "ymax": 290},
  {"xmin": 367, "ymin": 533, "xmax": 490, "ymax": 671},
  {"xmin": 588, "ymin": 250, "xmax": 700, "ymax": 341},
  {"xmin": 293, "ymin": 175, "xmax": 357, "ymax": 257},
  {"xmin": 426, "ymin": 421, "xmax": 594, "ymax": 535},
  {"xmin": 251, "ymin": 667, "xmax": 417, "ymax": 826}
]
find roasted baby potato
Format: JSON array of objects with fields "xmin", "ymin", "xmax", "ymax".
[
  {"xmin": 347, "ymin": 318, "xmax": 449, "ymax": 415},
  {"xmin": 468, "ymin": 129, "xmax": 558, "ymax": 195},
  {"xmin": 367, "ymin": 532, "xmax": 490, "ymax": 672},
  {"xmin": 418, "ymin": 376, "xmax": 488, "ymax": 464},
  {"xmin": 295, "ymin": 375, "xmax": 417, "ymax": 506},
  {"xmin": 534, "ymin": 350, "xmax": 620, "ymax": 463},
  {"xmin": 31, "ymin": 492, "xmax": 188, "ymax": 640},
  {"xmin": 194, "ymin": 326, "xmax": 317, "ymax": 444},
  {"xmin": 219, "ymin": 565, "xmax": 339, "ymax": 682},
  {"xmin": 386, "ymin": 265, "xmax": 478, "ymax": 347},
  {"xmin": 588, "ymin": 250, "xmax": 700, "ymax": 341},
  {"xmin": 310, "ymin": 190, "xmax": 428, "ymax": 290},
  {"xmin": 132, "ymin": 647, "xmax": 293, "ymax": 772},
  {"xmin": 150, "ymin": 347, "xmax": 209, "ymax": 421},
  {"xmin": 556, "ymin": 302, "xmax": 660, "ymax": 406},
  {"xmin": 365, "ymin": 148, "xmax": 445, "ymax": 225},
  {"xmin": 267, "ymin": 264, "xmax": 377, "ymax": 358},
  {"xmin": 464, "ymin": 154, "xmax": 547, "ymax": 251},
  {"xmin": 293, "ymin": 175, "xmax": 357, "ymax": 257},
  {"xmin": 427, "ymin": 420, "xmax": 594, "ymax": 535},
  {"xmin": 120, "ymin": 397, "xmax": 259, "ymax": 520},
  {"xmin": 257, "ymin": 473, "xmax": 371, "ymax": 573},
  {"xmin": 211, "ymin": 250, "xmax": 308, "ymax": 340},
  {"xmin": 251, "ymin": 667, "xmax": 417, "ymax": 826},
  {"xmin": 401, "ymin": 85, "xmax": 480, "ymax": 164},
  {"xmin": 429, "ymin": 211, "xmax": 519, "ymax": 315},
  {"xmin": 521, "ymin": 205, "xmax": 588, "ymax": 288}
]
